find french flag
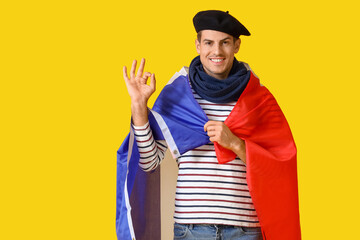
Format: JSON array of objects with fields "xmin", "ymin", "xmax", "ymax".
[{"xmin": 116, "ymin": 67, "xmax": 301, "ymax": 240}]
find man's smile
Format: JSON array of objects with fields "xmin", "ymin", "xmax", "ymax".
[{"xmin": 209, "ymin": 57, "xmax": 225, "ymax": 63}]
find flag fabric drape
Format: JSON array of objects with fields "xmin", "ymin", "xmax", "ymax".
[
  {"xmin": 214, "ymin": 72, "xmax": 301, "ymax": 239},
  {"xmin": 116, "ymin": 67, "xmax": 301, "ymax": 240}
]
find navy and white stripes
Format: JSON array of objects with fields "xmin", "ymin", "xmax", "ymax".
[
  {"xmin": 133, "ymin": 123, "xmax": 167, "ymax": 172},
  {"xmin": 132, "ymin": 84, "xmax": 260, "ymax": 227}
]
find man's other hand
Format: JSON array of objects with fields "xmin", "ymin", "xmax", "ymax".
[{"xmin": 204, "ymin": 121, "xmax": 246, "ymax": 163}]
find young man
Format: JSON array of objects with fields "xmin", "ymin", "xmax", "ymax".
[{"xmin": 117, "ymin": 10, "xmax": 301, "ymax": 240}]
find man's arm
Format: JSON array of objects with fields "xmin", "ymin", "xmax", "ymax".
[
  {"xmin": 133, "ymin": 122, "xmax": 168, "ymax": 171},
  {"xmin": 204, "ymin": 121, "xmax": 246, "ymax": 164},
  {"xmin": 123, "ymin": 58, "xmax": 156, "ymax": 126},
  {"xmin": 123, "ymin": 58, "xmax": 169, "ymax": 172}
]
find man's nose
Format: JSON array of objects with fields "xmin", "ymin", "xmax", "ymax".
[{"xmin": 213, "ymin": 43, "xmax": 222, "ymax": 55}]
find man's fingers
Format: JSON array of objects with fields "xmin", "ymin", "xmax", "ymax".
[
  {"xmin": 204, "ymin": 120, "xmax": 220, "ymax": 132},
  {"xmin": 123, "ymin": 66, "xmax": 129, "ymax": 82},
  {"xmin": 204, "ymin": 121, "xmax": 210, "ymax": 132},
  {"xmin": 138, "ymin": 72, "xmax": 151, "ymax": 84},
  {"xmin": 150, "ymin": 73, "xmax": 156, "ymax": 91},
  {"xmin": 136, "ymin": 58, "xmax": 146, "ymax": 77},
  {"xmin": 209, "ymin": 137, "xmax": 217, "ymax": 142},
  {"xmin": 207, "ymin": 130, "xmax": 216, "ymax": 137},
  {"xmin": 130, "ymin": 60, "xmax": 137, "ymax": 78},
  {"xmin": 143, "ymin": 72, "xmax": 151, "ymax": 79},
  {"xmin": 125, "ymin": 59, "xmax": 154, "ymax": 90}
]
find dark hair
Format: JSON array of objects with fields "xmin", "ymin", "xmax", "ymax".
[
  {"xmin": 197, "ymin": 31, "xmax": 202, "ymax": 42},
  {"xmin": 197, "ymin": 31, "xmax": 239, "ymax": 43}
]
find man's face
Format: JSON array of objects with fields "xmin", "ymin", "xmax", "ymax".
[{"xmin": 195, "ymin": 30, "xmax": 240, "ymax": 80}]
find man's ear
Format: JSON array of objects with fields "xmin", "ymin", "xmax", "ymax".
[
  {"xmin": 234, "ymin": 38, "xmax": 241, "ymax": 54},
  {"xmin": 195, "ymin": 39, "xmax": 201, "ymax": 54}
]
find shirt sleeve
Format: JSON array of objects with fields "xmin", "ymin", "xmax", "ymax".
[{"xmin": 132, "ymin": 121, "xmax": 168, "ymax": 172}]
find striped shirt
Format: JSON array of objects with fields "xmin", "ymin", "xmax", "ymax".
[{"xmin": 133, "ymin": 83, "xmax": 260, "ymax": 227}]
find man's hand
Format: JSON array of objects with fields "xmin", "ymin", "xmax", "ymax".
[
  {"xmin": 123, "ymin": 58, "xmax": 156, "ymax": 105},
  {"xmin": 204, "ymin": 121, "xmax": 246, "ymax": 163},
  {"xmin": 123, "ymin": 58, "xmax": 156, "ymax": 126}
]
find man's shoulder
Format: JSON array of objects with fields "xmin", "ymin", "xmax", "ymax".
[
  {"xmin": 240, "ymin": 61, "xmax": 261, "ymax": 85},
  {"xmin": 167, "ymin": 67, "xmax": 189, "ymax": 85}
]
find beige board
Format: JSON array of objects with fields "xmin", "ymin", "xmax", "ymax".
[{"xmin": 160, "ymin": 150, "xmax": 178, "ymax": 239}]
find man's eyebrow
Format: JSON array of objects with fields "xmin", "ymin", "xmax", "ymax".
[
  {"xmin": 203, "ymin": 37, "xmax": 231, "ymax": 42},
  {"xmin": 221, "ymin": 37, "xmax": 231, "ymax": 41}
]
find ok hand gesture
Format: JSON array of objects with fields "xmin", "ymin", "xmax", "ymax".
[{"xmin": 123, "ymin": 58, "xmax": 156, "ymax": 105}]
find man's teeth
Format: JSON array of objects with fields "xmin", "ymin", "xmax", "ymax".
[{"xmin": 210, "ymin": 59, "xmax": 224, "ymax": 62}]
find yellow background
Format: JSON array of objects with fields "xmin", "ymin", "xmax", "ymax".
[{"xmin": 1, "ymin": 0, "xmax": 359, "ymax": 239}]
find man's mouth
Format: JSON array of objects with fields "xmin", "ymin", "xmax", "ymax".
[{"xmin": 210, "ymin": 58, "xmax": 225, "ymax": 63}]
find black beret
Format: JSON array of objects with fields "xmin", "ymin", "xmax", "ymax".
[{"xmin": 193, "ymin": 10, "xmax": 250, "ymax": 38}]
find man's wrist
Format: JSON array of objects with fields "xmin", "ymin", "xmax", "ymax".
[
  {"xmin": 131, "ymin": 101, "xmax": 149, "ymax": 126},
  {"xmin": 231, "ymin": 137, "xmax": 246, "ymax": 163},
  {"xmin": 230, "ymin": 137, "xmax": 242, "ymax": 152},
  {"xmin": 131, "ymin": 99, "xmax": 147, "ymax": 108}
]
